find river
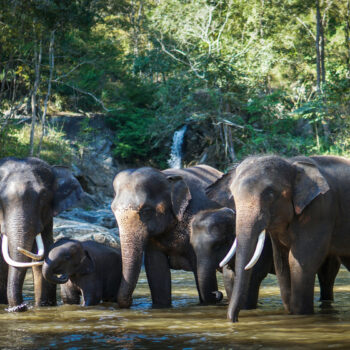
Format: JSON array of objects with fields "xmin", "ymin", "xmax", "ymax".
[{"xmin": 1, "ymin": 268, "xmax": 350, "ymax": 349}]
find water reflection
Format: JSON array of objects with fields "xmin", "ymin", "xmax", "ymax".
[{"xmin": 1, "ymin": 268, "xmax": 350, "ymax": 349}]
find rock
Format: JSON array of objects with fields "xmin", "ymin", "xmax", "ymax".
[
  {"xmin": 75, "ymin": 192, "xmax": 100, "ymax": 210},
  {"xmin": 58, "ymin": 207, "xmax": 116, "ymax": 229},
  {"xmin": 48, "ymin": 114, "xmax": 120, "ymax": 206},
  {"xmin": 53, "ymin": 217, "xmax": 120, "ymax": 249}
]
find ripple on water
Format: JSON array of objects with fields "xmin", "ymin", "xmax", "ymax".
[{"xmin": 1, "ymin": 269, "xmax": 350, "ymax": 349}]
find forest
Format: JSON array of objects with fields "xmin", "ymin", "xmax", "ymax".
[{"xmin": 0, "ymin": 0, "xmax": 349, "ymax": 170}]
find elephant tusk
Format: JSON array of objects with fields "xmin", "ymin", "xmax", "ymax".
[
  {"xmin": 219, "ymin": 238, "xmax": 237, "ymax": 268},
  {"xmin": 17, "ymin": 234, "xmax": 45, "ymax": 260},
  {"xmin": 244, "ymin": 230, "xmax": 266, "ymax": 270},
  {"xmin": 1, "ymin": 235, "xmax": 44, "ymax": 267}
]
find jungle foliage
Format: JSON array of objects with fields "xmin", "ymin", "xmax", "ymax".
[{"xmin": 0, "ymin": 0, "xmax": 349, "ymax": 169}]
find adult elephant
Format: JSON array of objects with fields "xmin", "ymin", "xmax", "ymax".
[
  {"xmin": 111, "ymin": 165, "xmax": 228, "ymax": 308},
  {"xmin": 0, "ymin": 157, "xmax": 84, "ymax": 311},
  {"xmin": 221, "ymin": 155, "xmax": 344, "ymax": 321}
]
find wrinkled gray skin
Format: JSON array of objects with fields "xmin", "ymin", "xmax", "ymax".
[
  {"xmin": 190, "ymin": 208, "xmax": 274, "ymax": 310},
  {"xmin": 201, "ymin": 167, "xmax": 340, "ymax": 313},
  {"xmin": 111, "ymin": 165, "xmax": 227, "ymax": 308},
  {"xmin": 228, "ymin": 155, "xmax": 345, "ymax": 322},
  {"xmin": 192, "ymin": 172, "xmax": 274, "ymax": 309},
  {"xmin": 43, "ymin": 239, "xmax": 122, "ymax": 306},
  {"xmin": 0, "ymin": 157, "xmax": 83, "ymax": 311}
]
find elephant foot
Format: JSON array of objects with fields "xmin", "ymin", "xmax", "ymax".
[
  {"xmin": 212, "ymin": 291, "xmax": 223, "ymax": 302},
  {"xmin": 319, "ymin": 300, "xmax": 333, "ymax": 309},
  {"xmin": 6, "ymin": 303, "xmax": 28, "ymax": 312},
  {"xmin": 117, "ymin": 296, "xmax": 133, "ymax": 308}
]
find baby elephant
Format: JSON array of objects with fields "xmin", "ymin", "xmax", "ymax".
[{"xmin": 42, "ymin": 238, "xmax": 122, "ymax": 306}]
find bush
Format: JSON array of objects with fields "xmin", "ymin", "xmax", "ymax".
[{"xmin": 0, "ymin": 123, "xmax": 73, "ymax": 165}]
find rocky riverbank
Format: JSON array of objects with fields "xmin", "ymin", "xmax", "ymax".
[
  {"xmin": 54, "ymin": 204, "xmax": 119, "ymax": 248},
  {"xmin": 47, "ymin": 114, "xmax": 120, "ymax": 247}
]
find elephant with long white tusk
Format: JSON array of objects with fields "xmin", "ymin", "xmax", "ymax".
[
  {"xmin": 223, "ymin": 155, "xmax": 346, "ymax": 322},
  {"xmin": 0, "ymin": 157, "xmax": 84, "ymax": 312}
]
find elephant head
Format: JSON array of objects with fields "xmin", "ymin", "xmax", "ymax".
[
  {"xmin": 0, "ymin": 157, "xmax": 83, "ymax": 310},
  {"xmin": 42, "ymin": 238, "xmax": 95, "ymax": 284},
  {"xmin": 223, "ymin": 155, "xmax": 329, "ymax": 322},
  {"xmin": 111, "ymin": 167, "xmax": 191, "ymax": 308},
  {"xmin": 190, "ymin": 207, "xmax": 235, "ymax": 304}
]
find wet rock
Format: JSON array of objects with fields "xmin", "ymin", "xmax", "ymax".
[
  {"xmin": 48, "ymin": 114, "xmax": 120, "ymax": 206},
  {"xmin": 53, "ymin": 218, "xmax": 119, "ymax": 249},
  {"xmin": 58, "ymin": 207, "xmax": 116, "ymax": 229}
]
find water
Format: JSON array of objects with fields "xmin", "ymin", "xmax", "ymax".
[
  {"xmin": 168, "ymin": 125, "xmax": 187, "ymax": 169},
  {"xmin": 2, "ymin": 268, "xmax": 350, "ymax": 349}
]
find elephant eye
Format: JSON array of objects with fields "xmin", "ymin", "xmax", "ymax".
[{"xmin": 263, "ymin": 187, "xmax": 277, "ymax": 200}]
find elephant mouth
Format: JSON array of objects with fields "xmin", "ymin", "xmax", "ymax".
[
  {"xmin": 51, "ymin": 273, "xmax": 69, "ymax": 284},
  {"xmin": 219, "ymin": 230, "xmax": 266, "ymax": 270},
  {"xmin": 51, "ymin": 266, "xmax": 69, "ymax": 283}
]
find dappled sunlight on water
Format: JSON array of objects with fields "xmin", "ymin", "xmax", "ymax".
[{"xmin": 1, "ymin": 268, "xmax": 350, "ymax": 349}]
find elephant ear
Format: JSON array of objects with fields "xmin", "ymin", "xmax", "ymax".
[
  {"xmin": 292, "ymin": 160, "xmax": 330, "ymax": 215},
  {"xmin": 77, "ymin": 250, "xmax": 95, "ymax": 275},
  {"xmin": 166, "ymin": 175, "xmax": 192, "ymax": 221},
  {"xmin": 52, "ymin": 166, "xmax": 84, "ymax": 216}
]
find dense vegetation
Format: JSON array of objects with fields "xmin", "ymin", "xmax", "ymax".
[{"xmin": 1, "ymin": 0, "xmax": 349, "ymax": 169}]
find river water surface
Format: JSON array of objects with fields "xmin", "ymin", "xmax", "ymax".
[{"xmin": 1, "ymin": 268, "xmax": 350, "ymax": 349}]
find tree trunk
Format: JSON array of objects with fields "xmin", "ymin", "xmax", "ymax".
[
  {"xmin": 320, "ymin": 15, "xmax": 325, "ymax": 85},
  {"xmin": 37, "ymin": 30, "xmax": 55, "ymax": 157},
  {"xmin": 316, "ymin": 0, "xmax": 321, "ymax": 92},
  {"xmin": 346, "ymin": 0, "xmax": 350, "ymax": 74},
  {"xmin": 29, "ymin": 38, "xmax": 42, "ymax": 157}
]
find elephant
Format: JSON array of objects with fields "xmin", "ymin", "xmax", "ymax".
[
  {"xmin": 42, "ymin": 238, "xmax": 122, "ymax": 306},
  {"xmin": 0, "ymin": 157, "xmax": 84, "ymax": 311},
  {"xmin": 190, "ymin": 207, "xmax": 274, "ymax": 309},
  {"xmin": 111, "ymin": 164, "xmax": 231, "ymax": 308},
  {"xmin": 220, "ymin": 155, "xmax": 344, "ymax": 321}
]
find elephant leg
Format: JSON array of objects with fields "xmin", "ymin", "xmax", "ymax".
[
  {"xmin": 82, "ymin": 291, "xmax": 101, "ymax": 306},
  {"xmin": 144, "ymin": 244, "xmax": 171, "ymax": 307},
  {"xmin": 289, "ymin": 240, "xmax": 329, "ymax": 315},
  {"xmin": 79, "ymin": 278, "xmax": 102, "ymax": 306},
  {"xmin": 317, "ymin": 255, "xmax": 340, "ymax": 302},
  {"xmin": 222, "ymin": 265, "xmax": 234, "ymax": 301},
  {"xmin": 270, "ymin": 236, "xmax": 291, "ymax": 312},
  {"xmin": 289, "ymin": 225, "xmax": 331, "ymax": 315},
  {"xmin": 0, "ymin": 237, "xmax": 8, "ymax": 304},
  {"xmin": 243, "ymin": 271, "xmax": 262, "ymax": 310},
  {"xmin": 7, "ymin": 266, "xmax": 27, "ymax": 311},
  {"xmin": 244, "ymin": 237, "xmax": 273, "ymax": 310},
  {"xmin": 33, "ymin": 224, "xmax": 56, "ymax": 306},
  {"xmin": 289, "ymin": 252, "xmax": 316, "ymax": 314},
  {"xmin": 61, "ymin": 283, "xmax": 81, "ymax": 305}
]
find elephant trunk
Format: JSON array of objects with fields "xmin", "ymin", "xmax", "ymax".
[
  {"xmin": 42, "ymin": 260, "xmax": 69, "ymax": 284},
  {"xmin": 117, "ymin": 232, "xmax": 145, "ymax": 308},
  {"xmin": 2, "ymin": 209, "xmax": 43, "ymax": 311},
  {"xmin": 227, "ymin": 209, "xmax": 267, "ymax": 322},
  {"xmin": 116, "ymin": 210, "xmax": 147, "ymax": 308},
  {"xmin": 196, "ymin": 262, "xmax": 222, "ymax": 304},
  {"xmin": 5, "ymin": 228, "xmax": 36, "ymax": 310}
]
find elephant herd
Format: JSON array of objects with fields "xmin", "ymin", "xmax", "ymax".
[{"xmin": 0, "ymin": 154, "xmax": 349, "ymax": 323}]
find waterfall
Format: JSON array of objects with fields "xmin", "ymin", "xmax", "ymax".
[{"xmin": 168, "ymin": 125, "xmax": 187, "ymax": 169}]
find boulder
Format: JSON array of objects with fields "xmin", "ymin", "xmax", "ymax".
[
  {"xmin": 53, "ymin": 218, "xmax": 120, "ymax": 249},
  {"xmin": 49, "ymin": 114, "xmax": 120, "ymax": 205},
  {"xmin": 58, "ymin": 207, "xmax": 116, "ymax": 229}
]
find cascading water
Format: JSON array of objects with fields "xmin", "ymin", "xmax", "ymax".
[{"xmin": 168, "ymin": 125, "xmax": 187, "ymax": 169}]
